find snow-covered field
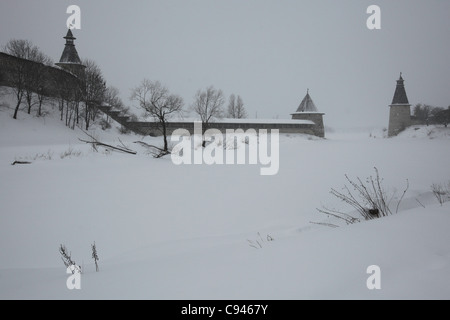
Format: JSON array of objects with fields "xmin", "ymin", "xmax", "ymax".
[{"xmin": 1, "ymin": 96, "xmax": 449, "ymax": 300}]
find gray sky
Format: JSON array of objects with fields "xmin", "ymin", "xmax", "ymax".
[{"xmin": 1, "ymin": 0, "xmax": 449, "ymax": 129}]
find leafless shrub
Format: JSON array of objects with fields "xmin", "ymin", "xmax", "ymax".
[
  {"xmin": 60, "ymin": 147, "xmax": 82, "ymax": 159},
  {"xmin": 13, "ymin": 149, "xmax": 55, "ymax": 163},
  {"xmin": 315, "ymin": 167, "xmax": 409, "ymax": 225},
  {"xmin": 431, "ymin": 183, "xmax": 449, "ymax": 206},
  {"xmin": 91, "ymin": 241, "xmax": 99, "ymax": 272},
  {"xmin": 59, "ymin": 244, "xmax": 81, "ymax": 274},
  {"xmin": 247, "ymin": 232, "xmax": 274, "ymax": 249},
  {"xmin": 31, "ymin": 150, "xmax": 53, "ymax": 161}
]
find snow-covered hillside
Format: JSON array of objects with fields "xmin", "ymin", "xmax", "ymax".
[{"xmin": 1, "ymin": 94, "xmax": 449, "ymax": 299}]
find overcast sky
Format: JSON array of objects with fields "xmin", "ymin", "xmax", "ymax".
[{"xmin": 1, "ymin": 0, "xmax": 449, "ymax": 129}]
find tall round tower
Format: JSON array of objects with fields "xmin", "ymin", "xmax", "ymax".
[
  {"xmin": 291, "ymin": 89, "xmax": 325, "ymax": 137},
  {"xmin": 388, "ymin": 73, "xmax": 411, "ymax": 137},
  {"xmin": 55, "ymin": 29, "xmax": 86, "ymax": 79}
]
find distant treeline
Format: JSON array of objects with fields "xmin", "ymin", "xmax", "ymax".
[{"xmin": 412, "ymin": 103, "xmax": 450, "ymax": 127}]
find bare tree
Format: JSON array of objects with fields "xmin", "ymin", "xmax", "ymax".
[
  {"xmin": 3, "ymin": 40, "xmax": 39, "ymax": 119},
  {"xmin": 0, "ymin": 87, "xmax": 8, "ymax": 103},
  {"xmin": 105, "ymin": 86, "xmax": 138, "ymax": 121},
  {"xmin": 191, "ymin": 86, "xmax": 225, "ymax": 146},
  {"xmin": 3, "ymin": 39, "xmax": 53, "ymax": 117},
  {"xmin": 227, "ymin": 94, "xmax": 247, "ymax": 119},
  {"xmin": 431, "ymin": 107, "xmax": 450, "ymax": 127},
  {"xmin": 31, "ymin": 54, "xmax": 53, "ymax": 117},
  {"xmin": 103, "ymin": 85, "xmax": 123, "ymax": 124},
  {"xmin": 35, "ymin": 84, "xmax": 51, "ymax": 117},
  {"xmin": 131, "ymin": 79, "xmax": 184, "ymax": 154},
  {"xmin": 23, "ymin": 54, "xmax": 52, "ymax": 115},
  {"xmin": 52, "ymin": 72, "xmax": 83, "ymax": 130},
  {"xmin": 104, "ymin": 86, "xmax": 124, "ymax": 110},
  {"xmin": 413, "ymin": 103, "xmax": 432, "ymax": 124},
  {"xmin": 227, "ymin": 94, "xmax": 236, "ymax": 118},
  {"xmin": 82, "ymin": 59, "xmax": 106, "ymax": 130},
  {"xmin": 413, "ymin": 103, "xmax": 450, "ymax": 127},
  {"xmin": 53, "ymin": 72, "xmax": 76, "ymax": 125},
  {"xmin": 3, "ymin": 40, "xmax": 34, "ymax": 119}
]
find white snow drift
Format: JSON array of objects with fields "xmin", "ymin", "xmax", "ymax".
[{"xmin": 0, "ymin": 97, "xmax": 449, "ymax": 299}]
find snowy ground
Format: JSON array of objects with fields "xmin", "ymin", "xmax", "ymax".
[{"xmin": 1, "ymin": 95, "xmax": 450, "ymax": 300}]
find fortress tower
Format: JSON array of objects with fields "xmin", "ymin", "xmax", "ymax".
[
  {"xmin": 55, "ymin": 29, "xmax": 85, "ymax": 79},
  {"xmin": 291, "ymin": 89, "xmax": 325, "ymax": 137},
  {"xmin": 388, "ymin": 73, "xmax": 411, "ymax": 137}
]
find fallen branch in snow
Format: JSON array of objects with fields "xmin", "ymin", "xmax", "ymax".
[
  {"xmin": 309, "ymin": 221, "xmax": 339, "ymax": 228},
  {"xmin": 11, "ymin": 161, "xmax": 32, "ymax": 165},
  {"xmin": 79, "ymin": 138, "xmax": 137, "ymax": 154},
  {"xmin": 133, "ymin": 141, "xmax": 170, "ymax": 158},
  {"xmin": 79, "ymin": 130, "xmax": 137, "ymax": 155},
  {"xmin": 133, "ymin": 140, "xmax": 167, "ymax": 152},
  {"xmin": 316, "ymin": 207, "xmax": 360, "ymax": 225},
  {"xmin": 117, "ymin": 137, "xmax": 135, "ymax": 153},
  {"xmin": 415, "ymin": 198, "xmax": 426, "ymax": 208}
]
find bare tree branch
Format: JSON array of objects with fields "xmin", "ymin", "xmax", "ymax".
[{"xmin": 11, "ymin": 161, "xmax": 32, "ymax": 165}]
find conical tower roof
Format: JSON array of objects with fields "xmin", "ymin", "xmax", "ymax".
[
  {"xmin": 58, "ymin": 29, "xmax": 82, "ymax": 64},
  {"xmin": 391, "ymin": 73, "xmax": 410, "ymax": 105},
  {"xmin": 296, "ymin": 89, "xmax": 318, "ymax": 112},
  {"xmin": 65, "ymin": 29, "xmax": 75, "ymax": 40}
]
